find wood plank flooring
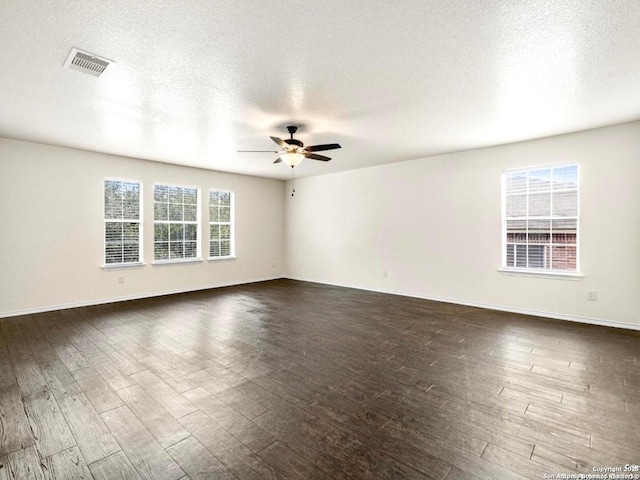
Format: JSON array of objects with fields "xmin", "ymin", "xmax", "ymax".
[{"xmin": 1, "ymin": 279, "xmax": 639, "ymax": 479}]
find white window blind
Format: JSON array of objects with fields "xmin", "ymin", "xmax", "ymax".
[
  {"xmin": 503, "ymin": 165, "xmax": 579, "ymax": 272},
  {"xmin": 209, "ymin": 190, "xmax": 234, "ymax": 258},
  {"xmin": 104, "ymin": 180, "xmax": 141, "ymax": 265},
  {"xmin": 154, "ymin": 184, "xmax": 199, "ymax": 261}
]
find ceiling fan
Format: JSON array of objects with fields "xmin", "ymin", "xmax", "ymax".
[{"xmin": 238, "ymin": 126, "xmax": 341, "ymax": 167}]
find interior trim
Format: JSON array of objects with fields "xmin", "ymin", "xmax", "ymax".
[
  {"xmin": 5, "ymin": 275, "xmax": 637, "ymax": 332},
  {"xmin": 287, "ymin": 276, "xmax": 640, "ymax": 332},
  {"xmin": 0, "ymin": 276, "xmax": 284, "ymax": 318}
]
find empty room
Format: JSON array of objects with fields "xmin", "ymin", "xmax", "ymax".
[{"xmin": 1, "ymin": 1, "xmax": 639, "ymax": 479}]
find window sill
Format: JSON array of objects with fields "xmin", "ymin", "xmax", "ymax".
[
  {"xmin": 208, "ymin": 256, "xmax": 236, "ymax": 262},
  {"xmin": 152, "ymin": 258, "xmax": 203, "ymax": 266},
  {"xmin": 102, "ymin": 262, "xmax": 146, "ymax": 270},
  {"xmin": 498, "ymin": 268, "xmax": 583, "ymax": 280}
]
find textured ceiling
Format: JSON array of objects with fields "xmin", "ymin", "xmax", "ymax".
[{"xmin": 1, "ymin": 1, "xmax": 640, "ymax": 180}]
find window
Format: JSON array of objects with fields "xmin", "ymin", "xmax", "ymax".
[
  {"xmin": 503, "ymin": 165, "xmax": 579, "ymax": 272},
  {"xmin": 154, "ymin": 184, "xmax": 200, "ymax": 262},
  {"xmin": 209, "ymin": 190, "xmax": 234, "ymax": 259},
  {"xmin": 104, "ymin": 180, "xmax": 142, "ymax": 265}
]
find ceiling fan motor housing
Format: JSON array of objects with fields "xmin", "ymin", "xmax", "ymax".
[
  {"xmin": 284, "ymin": 126, "xmax": 303, "ymax": 148},
  {"xmin": 285, "ymin": 138, "xmax": 303, "ymax": 148}
]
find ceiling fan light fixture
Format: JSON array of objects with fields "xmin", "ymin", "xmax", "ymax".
[{"xmin": 280, "ymin": 152, "xmax": 304, "ymax": 167}]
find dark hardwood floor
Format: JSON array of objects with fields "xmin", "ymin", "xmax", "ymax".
[{"xmin": 1, "ymin": 279, "xmax": 639, "ymax": 479}]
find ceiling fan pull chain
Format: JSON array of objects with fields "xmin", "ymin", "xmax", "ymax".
[{"xmin": 291, "ymin": 166, "xmax": 295, "ymax": 197}]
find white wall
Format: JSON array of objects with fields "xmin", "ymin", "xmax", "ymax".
[
  {"xmin": 286, "ymin": 122, "xmax": 640, "ymax": 328},
  {"xmin": 0, "ymin": 137, "xmax": 285, "ymax": 316}
]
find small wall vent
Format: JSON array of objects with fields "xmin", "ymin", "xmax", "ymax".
[{"xmin": 63, "ymin": 48, "xmax": 113, "ymax": 77}]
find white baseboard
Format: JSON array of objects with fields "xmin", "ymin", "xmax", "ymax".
[
  {"xmin": 286, "ymin": 276, "xmax": 640, "ymax": 332},
  {"xmin": 0, "ymin": 276, "xmax": 285, "ymax": 318},
  {"xmin": 5, "ymin": 274, "xmax": 638, "ymax": 332}
]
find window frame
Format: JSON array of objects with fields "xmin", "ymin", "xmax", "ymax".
[
  {"xmin": 153, "ymin": 183, "xmax": 202, "ymax": 265},
  {"xmin": 500, "ymin": 164, "xmax": 581, "ymax": 277},
  {"xmin": 103, "ymin": 178, "xmax": 144, "ymax": 268},
  {"xmin": 208, "ymin": 188, "xmax": 235, "ymax": 261}
]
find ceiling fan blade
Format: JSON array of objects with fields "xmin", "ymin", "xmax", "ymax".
[
  {"xmin": 237, "ymin": 150, "xmax": 279, "ymax": 153},
  {"xmin": 305, "ymin": 153, "xmax": 331, "ymax": 161},
  {"xmin": 305, "ymin": 143, "xmax": 341, "ymax": 152},
  {"xmin": 270, "ymin": 136, "xmax": 290, "ymax": 150},
  {"xmin": 273, "ymin": 157, "xmax": 282, "ymax": 164}
]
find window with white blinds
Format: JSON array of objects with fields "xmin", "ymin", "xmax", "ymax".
[
  {"xmin": 154, "ymin": 184, "xmax": 200, "ymax": 261},
  {"xmin": 104, "ymin": 180, "xmax": 142, "ymax": 265},
  {"xmin": 503, "ymin": 165, "xmax": 579, "ymax": 272},
  {"xmin": 209, "ymin": 190, "xmax": 234, "ymax": 259}
]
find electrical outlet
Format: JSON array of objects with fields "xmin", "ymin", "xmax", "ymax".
[
  {"xmin": 382, "ymin": 270, "xmax": 388, "ymax": 278},
  {"xmin": 118, "ymin": 276, "xmax": 124, "ymax": 284},
  {"xmin": 587, "ymin": 290, "xmax": 597, "ymax": 301},
  {"xmin": 272, "ymin": 262, "xmax": 276, "ymax": 268}
]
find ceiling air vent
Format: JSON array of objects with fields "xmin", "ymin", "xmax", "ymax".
[{"xmin": 63, "ymin": 47, "xmax": 113, "ymax": 77}]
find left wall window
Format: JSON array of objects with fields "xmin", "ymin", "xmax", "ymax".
[{"xmin": 104, "ymin": 180, "xmax": 142, "ymax": 265}]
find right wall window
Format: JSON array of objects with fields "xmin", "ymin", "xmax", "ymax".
[
  {"xmin": 209, "ymin": 189, "xmax": 234, "ymax": 259},
  {"xmin": 503, "ymin": 164, "xmax": 579, "ymax": 273}
]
